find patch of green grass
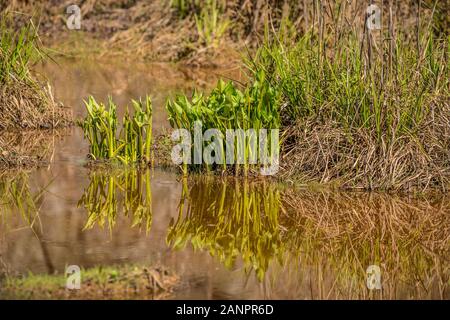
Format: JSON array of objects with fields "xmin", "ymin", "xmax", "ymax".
[
  {"xmin": 0, "ymin": 13, "xmax": 43, "ymax": 85},
  {"xmin": 194, "ymin": 0, "xmax": 229, "ymax": 47},
  {"xmin": 170, "ymin": 0, "xmax": 199, "ymax": 19},
  {"xmin": 242, "ymin": 13, "xmax": 449, "ymax": 190},
  {"xmin": 1, "ymin": 264, "xmax": 178, "ymax": 300},
  {"xmin": 249, "ymin": 29, "xmax": 448, "ymax": 139}
]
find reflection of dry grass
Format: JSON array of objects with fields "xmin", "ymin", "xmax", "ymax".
[
  {"xmin": 167, "ymin": 177, "xmax": 449, "ymax": 298},
  {"xmin": 0, "ymin": 170, "xmax": 45, "ymax": 236},
  {"xmin": 279, "ymin": 190, "xmax": 450, "ymax": 299},
  {"xmin": 0, "ymin": 130, "xmax": 66, "ymax": 169}
]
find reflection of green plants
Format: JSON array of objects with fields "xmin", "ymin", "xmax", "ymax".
[
  {"xmin": 166, "ymin": 72, "xmax": 280, "ymax": 175},
  {"xmin": 167, "ymin": 177, "xmax": 282, "ymax": 281},
  {"xmin": 78, "ymin": 96, "xmax": 153, "ymax": 165},
  {"xmin": 0, "ymin": 172, "xmax": 44, "ymax": 227},
  {"xmin": 78, "ymin": 170, "xmax": 153, "ymax": 233},
  {"xmin": 166, "ymin": 177, "xmax": 448, "ymax": 294},
  {"xmin": 195, "ymin": 0, "xmax": 229, "ymax": 47}
]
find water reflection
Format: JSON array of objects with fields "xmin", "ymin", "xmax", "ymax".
[
  {"xmin": 0, "ymin": 170, "xmax": 448, "ymax": 299},
  {"xmin": 0, "ymin": 171, "xmax": 41, "ymax": 227},
  {"xmin": 79, "ymin": 170, "xmax": 152, "ymax": 233},
  {"xmin": 168, "ymin": 178, "xmax": 282, "ymax": 281}
]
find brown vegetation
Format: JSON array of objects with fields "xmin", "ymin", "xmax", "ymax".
[{"xmin": 0, "ymin": 130, "xmax": 65, "ymax": 169}]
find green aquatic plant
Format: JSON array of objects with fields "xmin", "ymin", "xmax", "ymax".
[
  {"xmin": 78, "ymin": 170, "xmax": 153, "ymax": 233},
  {"xmin": 167, "ymin": 177, "xmax": 283, "ymax": 281},
  {"xmin": 166, "ymin": 71, "xmax": 280, "ymax": 175},
  {"xmin": 79, "ymin": 96, "xmax": 153, "ymax": 165}
]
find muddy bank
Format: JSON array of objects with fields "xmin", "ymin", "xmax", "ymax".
[{"xmin": 0, "ymin": 264, "xmax": 178, "ymax": 300}]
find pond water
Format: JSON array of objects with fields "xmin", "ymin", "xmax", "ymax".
[{"xmin": 0, "ymin": 59, "xmax": 448, "ymax": 299}]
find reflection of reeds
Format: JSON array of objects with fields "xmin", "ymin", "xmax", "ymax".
[
  {"xmin": 278, "ymin": 190, "xmax": 450, "ymax": 299},
  {"xmin": 0, "ymin": 171, "xmax": 43, "ymax": 228},
  {"xmin": 0, "ymin": 130, "xmax": 63, "ymax": 169},
  {"xmin": 167, "ymin": 177, "xmax": 449, "ymax": 298},
  {"xmin": 167, "ymin": 177, "xmax": 282, "ymax": 280},
  {"xmin": 78, "ymin": 170, "xmax": 153, "ymax": 233}
]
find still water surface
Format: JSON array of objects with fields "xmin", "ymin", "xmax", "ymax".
[{"xmin": 0, "ymin": 60, "xmax": 448, "ymax": 299}]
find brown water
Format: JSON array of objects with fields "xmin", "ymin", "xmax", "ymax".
[{"xmin": 0, "ymin": 59, "xmax": 448, "ymax": 300}]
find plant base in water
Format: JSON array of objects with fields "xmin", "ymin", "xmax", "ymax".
[{"xmin": 79, "ymin": 96, "xmax": 153, "ymax": 166}]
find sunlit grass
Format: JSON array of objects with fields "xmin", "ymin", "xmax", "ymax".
[
  {"xmin": 78, "ymin": 96, "xmax": 153, "ymax": 165},
  {"xmin": 0, "ymin": 13, "xmax": 43, "ymax": 85},
  {"xmin": 166, "ymin": 72, "xmax": 280, "ymax": 175}
]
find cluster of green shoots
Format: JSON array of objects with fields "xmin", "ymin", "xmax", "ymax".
[
  {"xmin": 170, "ymin": 0, "xmax": 229, "ymax": 47},
  {"xmin": 170, "ymin": 0, "xmax": 199, "ymax": 18},
  {"xmin": 79, "ymin": 96, "xmax": 153, "ymax": 165},
  {"xmin": 167, "ymin": 178, "xmax": 282, "ymax": 281},
  {"xmin": 194, "ymin": 0, "xmax": 229, "ymax": 47},
  {"xmin": 0, "ymin": 14, "xmax": 42, "ymax": 85},
  {"xmin": 166, "ymin": 71, "xmax": 280, "ymax": 174},
  {"xmin": 78, "ymin": 170, "xmax": 153, "ymax": 233}
]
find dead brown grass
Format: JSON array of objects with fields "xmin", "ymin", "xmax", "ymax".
[
  {"xmin": 0, "ymin": 81, "xmax": 71, "ymax": 131},
  {"xmin": 2, "ymin": 0, "xmax": 447, "ymax": 67},
  {"xmin": 280, "ymin": 103, "xmax": 450, "ymax": 192}
]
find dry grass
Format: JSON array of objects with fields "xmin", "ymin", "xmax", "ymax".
[
  {"xmin": 0, "ymin": 82, "xmax": 71, "ymax": 130},
  {"xmin": 0, "ymin": 12, "xmax": 72, "ymax": 131},
  {"xmin": 6, "ymin": 1, "xmax": 446, "ymax": 66},
  {"xmin": 280, "ymin": 112, "xmax": 450, "ymax": 191}
]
